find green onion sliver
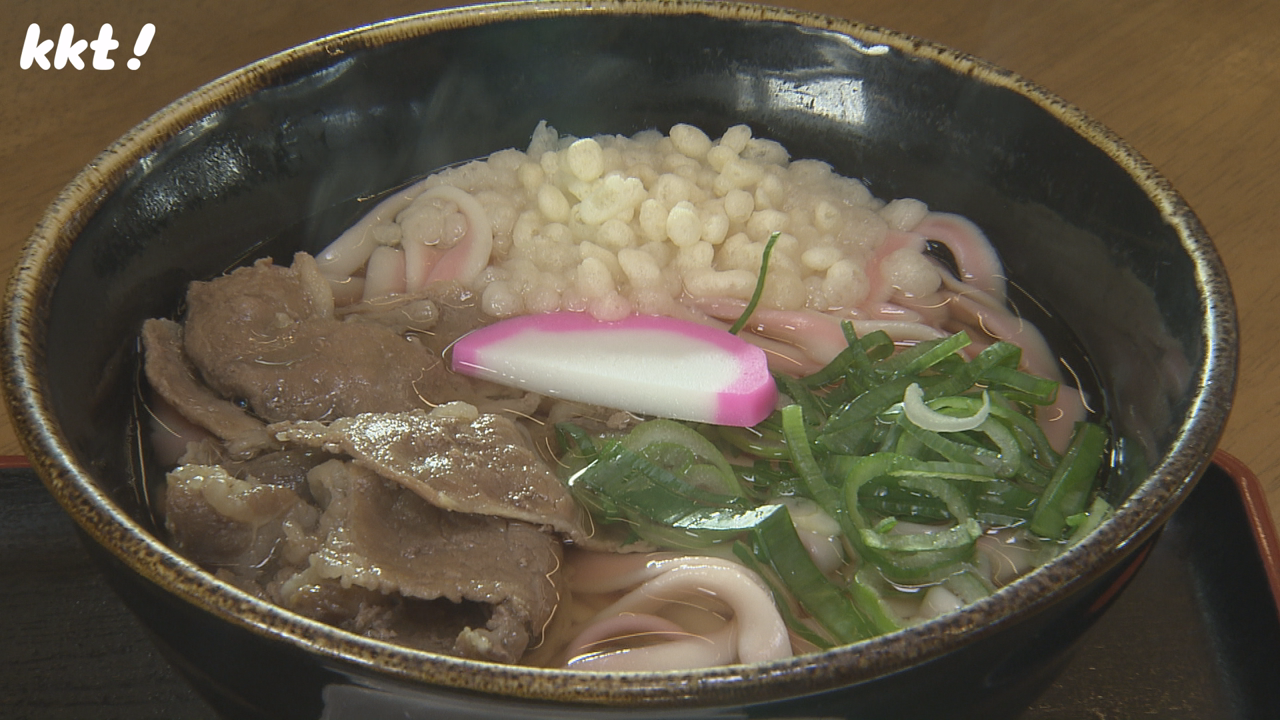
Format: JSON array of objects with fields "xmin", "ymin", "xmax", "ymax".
[
  {"xmin": 1066, "ymin": 495, "xmax": 1114, "ymax": 545},
  {"xmin": 872, "ymin": 331, "xmax": 970, "ymax": 380},
  {"xmin": 728, "ymin": 231, "xmax": 781, "ymax": 335},
  {"xmin": 621, "ymin": 418, "xmax": 742, "ymax": 496},
  {"xmin": 800, "ymin": 323, "xmax": 882, "ymax": 388},
  {"xmin": 984, "ymin": 395, "xmax": 1061, "ymax": 469},
  {"xmin": 781, "ymin": 404, "xmax": 842, "ymax": 513},
  {"xmin": 748, "ymin": 505, "xmax": 874, "ymax": 644},
  {"xmin": 895, "ymin": 414, "xmax": 1000, "ymax": 468},
  {"xmin": 858, "ymin": 330, "xmax": 896, "ymax": 362},
  {"xmin": 1029, "ymin": 421, "xmax": 1109, "ymax": 539},
  {"xmin": 554, "ymin": 422, "xmax": 599, "ymax": 460},
  {"xmin": 774, "ymin": 372, "xmax": 828, "ymax": 426},
  {"xmin": 715, "ymin": 425, "xmax": 789, "ymax": 460},
  {"xmin": 888, "ymin": 459, "xmax": 997, "ymax": 483},
  {"xmin": 840, "ymin": 454, "xmax": 984, "ymax": 582},
  {"xmin": 567, "ymin": 442, "xmax": 742, "ymax": 524},
  {"xmin": 850, "ymin": 567, "xmax": 907, "ymax": 635},
  {"xmin": 822, "ymin": 375, "xmax": 918, "ymax": 435},
  {"xmin": 983, "ymin": 365, "xmax": 1060, "ymax": 405},
  {"xmin": 942, "ymin": 569, "xmax": 995, "ymax": 605},
  {"xmin": 924, "ymin": 341, "xmax": 1021, "ymax": 398},
  {"xmin": 858, "ymin": 475, "xmax": 981, "ymax": 554},
  {"xmin": 902, "ymin": 382, "xmax": 990, "ymax": 432},
  {"xmin": 974, "ymin": 417, "xmax": 1022, "ymax": 477},
  {"xmin": 732, "ymin": 542, "xmax": 836, "ymax": 650}
]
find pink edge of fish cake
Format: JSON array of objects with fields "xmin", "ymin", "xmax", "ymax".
[{"xmin": 450, "ymin": 312, "xmax": 778, "ymax": 427}]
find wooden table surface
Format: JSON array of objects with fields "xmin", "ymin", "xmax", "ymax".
[{"xmin": 3, "ymin": 0, "xmax": 1277, "ymax": 532}]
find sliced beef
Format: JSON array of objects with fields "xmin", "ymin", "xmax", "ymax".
[
  {"xmin": 335, "ymin": 295, "xmax": 441, "ymax": 336},
  {"xmin": 181, "ymin": 254, "xmax": 472, "ymax": 423},
  {"xmin": 405, "ymin": 280, "xmax": 491, "ymax": 357},
  {"xmin": 231, "ymin": 447, "xmax": 332, "ymax": 499},
  {"xmin": 283, "ymin": 460, "xmax": 563, "ymax": 662},
  {"xmin": 163, "ymin": 464, "xmax": 317, "ymax": 573},
  {"xmin": 141, "ymin": 318, "xmax": 271, "ymax": 458},
  {"xmin": 285, "ymin": 581, "xmax": 492, "ymax": 657},
  {"xmin": 163, "ymin": 458, "xmax": 565, "ymax": 663},
  {"xmin": 267, "ymin": 407, "xmax": 591, "ymax": 543},
  {"xmin": 148, "ymin": 251, "xmax": 601, "ymax": 665},
  {"xmin": 333, "ymin": 280, "xmax": 491, "ymax": 357},
  {"xmin": 174, "ymin": 443, "xmax": 334, "ymax": 501}
]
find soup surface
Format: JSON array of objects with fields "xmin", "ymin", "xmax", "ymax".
[{"xmin": 141, "ymin": 123, "xmax": 1109, "ymax": 670}]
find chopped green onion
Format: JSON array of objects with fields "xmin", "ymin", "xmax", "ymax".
[
  {"xmin": 621, "ymin": 419, "xmax": 742, "ymax": 496},
  {"xmin": 894, "ymin": 413, "xmax": 1005, "ymax": 469},
  {"xmin": 781, "ymin": 404, "xmax": 844, "ymax": 517},
  {"xmin": 1029, "ymin": 421, "xmax": 1109, "ymax": 539},
  {"xmin": 889, "ymin": 459, "xmax": 997, "ymax": 483},
  {"xmin": 822, "ymin": 375, "xmax": 919, "ymax": 435},
  {"xmin": 1066, "ymin": 495, "xmax": 1114, "ymax": 545},
  {"xmin": 857, "ymin": 476, "xmax": 981, "ymax": 555},
  {"xmin": 559, "ymin": 323, "xmax": 1111, "ymax": 648},
  {"xmin": 903, "ymin": 382, "xmax": 990, "ymax": 432},
  {"xmin": 923, "ymin": 341, "xmax": 1020, "ymax": 399},
  {"xmin": 983, "ymin": 365, "xmax": 1060, "ymax": 405},
  {"xmin": 872, "ymin": 331, "xmax": 970, "ymax": 380},
  {"xmin": 849, "ymin": 567, "xmax": 908, "ymax": 635},
  {"xmin": 942, "ymin": 569, "xmax": 995, "ymax": 605},
  {"xmin": 973, "ymin": 418, "xmax": 1022, "ymax": 477},
  {"xmin": 714, "ymin": 425, "xmax": 790, "ymax": 460},
  {"xmin": 746, "ymin": 504, "xmax": 874, "ymax": 644},
  {"xmin": 802, "ymin": 324, "xmax": 882, "ymax": 388},
  {"xmin": 732, "ymin": 542, "xmax": 837, "ymax": 650},
  {"xmin": 773, "ymin": 372, "xmax": 828, "ymax": 426},
  {"xmin": 728, "ymin": 231, "xmax": 781, "ymax": 335},
  {"xmin": 874, "ymin": 516, "xmax": 899, "ymax": 534},
  {"xmin": 554, "ymin": 422, "xmax": 599, "ymax": 459}
]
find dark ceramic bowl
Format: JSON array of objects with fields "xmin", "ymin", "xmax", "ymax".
[{"xmin": 1, "ymin": 2, "xmax": 1236, "ymax": 719}]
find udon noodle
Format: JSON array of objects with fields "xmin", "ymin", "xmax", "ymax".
[{"xmin": 141, "ymin": 122, "xmax": 1107, "ymax": 670}]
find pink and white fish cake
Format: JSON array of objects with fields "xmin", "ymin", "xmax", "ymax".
[{"xmin": 450, "ymin": 312, "xmax": 778, "ymax": 427}]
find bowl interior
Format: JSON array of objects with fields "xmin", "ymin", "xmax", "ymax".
[{"xmin": 7, "ymin": 0, "xmax": 1234, "ymax": 708}]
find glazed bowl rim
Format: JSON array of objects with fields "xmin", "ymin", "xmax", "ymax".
[{"xmin": 0, "ymin": 0, "xmax": 1237, "ymax": 707}]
